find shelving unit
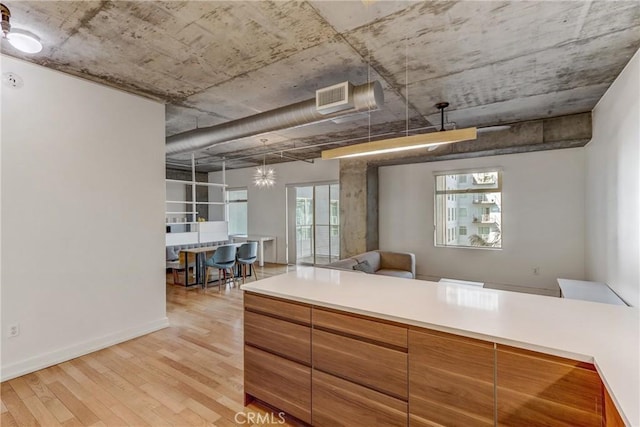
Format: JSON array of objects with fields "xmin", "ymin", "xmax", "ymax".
[{"xmin": 165, "ymin": 155, "xmax": 229, "ymax": 246}]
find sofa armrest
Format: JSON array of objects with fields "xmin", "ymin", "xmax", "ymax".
[{"xmin": 379, "ymin": 251, "xmax": 416, "ymax": 279}]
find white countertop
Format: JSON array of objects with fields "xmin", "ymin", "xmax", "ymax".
[{"xmin": 242, "ymin": 267, "xmax": 639, "ymax": 426}]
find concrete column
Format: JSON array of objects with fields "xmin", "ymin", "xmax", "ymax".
[{"xmin": 340, "ymin": 159, "xmax": 378, "ymax": 258}]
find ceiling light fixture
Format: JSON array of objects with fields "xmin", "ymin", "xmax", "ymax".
[
  {"xmin": 1, "ymin": 4, "xmax": 43, "ymax": 54},
  {"xmin": 253, "ymin": 143, "xmax": 276, "ymax": 188},
  {"xmin": 321, "ymin": 102, "xmax": 477, "ymax": 159}
]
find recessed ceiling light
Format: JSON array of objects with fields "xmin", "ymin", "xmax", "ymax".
[{"xmin": 7, "ymin": 29, "xmax": 42, "ymax": 54}]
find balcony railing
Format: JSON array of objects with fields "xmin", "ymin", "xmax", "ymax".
[
  {"xmin": 472, "ymin": 214, "xmax": 495, "ymax": 223},
  {"xmin": 472, "ymin": 197, "xmax": 497, "ymax": 204}
]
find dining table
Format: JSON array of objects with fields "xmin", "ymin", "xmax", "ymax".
[{"xmin": 180, "ymin": 243, "xmax": 244, "ymax": 288}]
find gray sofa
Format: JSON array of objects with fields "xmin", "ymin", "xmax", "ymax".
[{"xmin": 324, "ymin": 250, "xmax": 416, "ymax": 279}]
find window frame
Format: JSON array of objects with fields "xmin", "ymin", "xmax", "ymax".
[
  {"xmin": 433, "ymin": 168, "xmax": 503, "ymax": 250},
  {"xmin": 226, "ymin": 187, "xmax": 248, "ymax": 236}
]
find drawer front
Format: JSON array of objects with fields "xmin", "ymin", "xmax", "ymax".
[
  {"xmin": 410, "ymin": 401, "xmax": 493, "ymax": 427},
  {"xmin": 313, "ymin": 370, "xmax": 408, "ymax": 427},
  {"xmin": 497, "ymin": 346, "xmax": 603, "ymax": 427},
  {"xmin": 409, "ymin": 330, "xmax": 495, "ymax": 426},
  {"xmin": 313, "ymin": 308, "xmax": 407, "ymax": 348},
  {"xmin": 244, "ymin": 345, "xmax": 311, "ymax": 423},
  {"xmin": 244, "ymin": 292, "xmax": 310, "ymax": 324},
  {"xmin": 312, "ymin": 329, "xmax": 407, "ymax": 400},
  {"xmin": 244, "ymin": 311, "xmax": 310, "ymax": 365}
]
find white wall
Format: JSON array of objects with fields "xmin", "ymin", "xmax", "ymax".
[
  {"xmin": 1, "ymin": 56, "xmax": 168, "ymax": 380},
  {"xmin": 585, "ymin": 50, "xmax": 640, "ymax": 307},
  {"xmin": 209, "ymin": 159, "xmax": 339, "ymax": 264},
  {"xmin": 379, "ymin": 149, "xmax": 586, "ymax": 292}
]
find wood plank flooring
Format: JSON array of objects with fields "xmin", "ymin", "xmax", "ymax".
[{"xmin": 1, "ymin": 264, "xmax": 302, "ymax": 426}]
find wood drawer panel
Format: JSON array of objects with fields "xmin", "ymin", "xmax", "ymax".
[
  {"xmin": 409, "ymin": 329, "xmax": 495, "ymax": 425},
  {"xmin": 312, "ymin": 329, "xmax": 407, "ymax": 400},
  {"xmin": 244, "ymin": 311, "xmax": 310, "ymax": 365},
  {"xmin": 313, "ymin": 308, "xmax": 407, "ymax": 348},
  {"xmin": 604, "ymin": 386, "xmax": 625, "ymax": 427},
  {"xmin": 409, "ymin": 398, "xmax": 493, "ymax": 427},
  {"xmin": 497, "ymin": 347, "xmax": 602, "ymax": 414},
  {"xmin": 409, "ymin": 329, "xmax": 494, "ymax": 383},
  {"xmin": 409, "ymin": 366, "xmax": 494, "ymax": 425},
  {"xmin": 244, "ymin": 292, "xmax": 310, "ymax": 324},
  {"xmin": 497, "ymin": 388, "xmax": 602, "ymax": 427},
  {"xmin": 313, "ymin": 370, "xmax": 408, "ymax": 427},
  {"xmin": 244, "ymin": 345, "xmax": 311, "ymax": 423}
]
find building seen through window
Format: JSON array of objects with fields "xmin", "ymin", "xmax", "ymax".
[{"xmin": 434, "ymin": 170, "xmax": 502, "ymax": 248}]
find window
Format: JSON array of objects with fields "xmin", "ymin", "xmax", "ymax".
[
  {"xmin": 434, "ymin": 169, "xmax": 502, "ymax": 248},
  {"xmin": 226, "ymin": 188, "xmax": 248, "ymax": 235},
  {"xmin": 478, "ymin": 226, "xmax": 491, "ymax": 235}
]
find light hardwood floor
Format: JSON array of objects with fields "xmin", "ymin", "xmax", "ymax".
[{"xmin": 1, "ymin": 264, "xmax": 302, "ymax": 427}]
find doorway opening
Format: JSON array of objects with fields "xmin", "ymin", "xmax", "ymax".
[{"xmin": 287, "ymin": 183, "xmax": 340, "ymax": 266}]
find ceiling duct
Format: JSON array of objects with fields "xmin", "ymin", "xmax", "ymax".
[
  {"xmin": 165, "ymin": 81, "xmax": 383, "ymax": 155},
  {"xmin": 316, "ymin": 81, "xmax": 354, "ymax": 114}
]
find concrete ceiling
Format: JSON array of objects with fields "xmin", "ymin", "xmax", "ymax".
[{"xmin": 2, "ymin": 1, "xmax": 638, "ymax": 172}]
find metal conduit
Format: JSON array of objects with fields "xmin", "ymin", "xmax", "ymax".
[{"xmin": 165, "ymin": 81, "xmax": 383, "ymax": 155}]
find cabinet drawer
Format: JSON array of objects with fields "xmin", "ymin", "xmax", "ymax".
[
  {"xmin": 497, "ymin": 345, "xmax": 602, "ymax": 427},
  {"xmin": 313, "ymin": 329, "xmax": 407, "ymax": 400},
  {"xmin": 244, "ymin": 292, "xmax": 310, "ymax": 324},
  {"xmin": 409, "ymin": 329, "xmax": 495, "ymax": 426},
  {"xmin": 244, "ymin": 311, "xmax": 310, "ymax": 365},
  {"xmin": 244, "ymin": 345, "xmax": 311, "ymax": 423},
  {"xmin": 313, "ymin": 370, "xmax": 407, "ymax": 427},
  {"xmin": 313, "ymin": 308, "xmax": 407, "ymax": 348}
]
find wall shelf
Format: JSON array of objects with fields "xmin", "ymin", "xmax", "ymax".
[
  {"xmin": 165, "ymin": 158, "xmax": 228, "ymax": 246},
  {"xmin": 165, "ymin": 201, "xmax": 225, "ymax": 205},
  {"xmin": 165, "ymin": 179, "xmax": 227, "ymax": 188}
]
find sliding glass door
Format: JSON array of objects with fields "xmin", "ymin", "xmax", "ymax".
[{"xmin": 288, "ymin": 183, "xmax": 339, "ymax": 265}]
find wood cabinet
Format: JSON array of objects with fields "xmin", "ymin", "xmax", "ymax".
[
  {"xmin": 243, "ymin": 293, "xmax": 311, "ymax": 424},
  {"xmin": 244, "ymin": 292, "xmax": 310, "ymax": 324},
  {"xmin": 496, "ymin": 345, "xmax": 603, "ymax": 427},
  {"xmin": 312, "ymin": 308, "xmax": 408, "ymax": 348},
  {"xmin": 244, "ymin": 310, "xmax": 310, "ymax": 364},
  {"xmin": 311, "ymin": 307, "xmax": 409, "ymax": 425},
  {"xmin": 312, "ymin": 329, "xmax": 408, "ymax": 399},
  {"xmin": 409, "ymin": 329, "xmax": 495, "ymax": 427},
  {"xmin": 313, "ymin": 370, "xmax": 407, "ymax": 427},
  {"xmin": 244, "ymin": 294, "xmax": 620, "ymax": 426},
  {"xmin": 244, "ymin": 346, "xmax": 311, "ymax": 423}
]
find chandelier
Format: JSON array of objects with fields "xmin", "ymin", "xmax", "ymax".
[{"xmin": 253, "ymin": 148, "xmax": 275, "ymax": 188}]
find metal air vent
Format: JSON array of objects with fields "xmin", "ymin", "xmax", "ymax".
[{"xmin": 316, "ymin": 81, "xmax": 354, "ymax": 115}]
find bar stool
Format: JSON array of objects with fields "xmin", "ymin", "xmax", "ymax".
[
  {"xmin": 204, "ymin": 245, "xmax": 237, "ymax": 291},
  {"xmin": 236, "ymin": 241, "xmax": 259, "ymax": 283}
]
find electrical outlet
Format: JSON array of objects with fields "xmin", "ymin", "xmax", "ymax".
[
  {"xmin": 8, "ymin": 323, "xmax": 20, "ymax": 338},
  {"xmin": 533, "ymin": 267, "xmax": 540, "ymax": 276}
]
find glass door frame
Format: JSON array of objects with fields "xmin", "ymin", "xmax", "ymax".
[{"xmin": 285, "ymin": 180, "xmax": 340, "ymax": 266}]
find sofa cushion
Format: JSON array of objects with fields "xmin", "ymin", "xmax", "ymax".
[
  {"xmin": 324, "ymin": 258, "xmax": 358, "ymax": 270},
  {"xmin": 353, "ymin": 251, "xmax": 381, "ymax": 271},
  {"xmin": 352, "ymin": 260, "xmax": 375, "ymax": 274},
  {"xmin": 375, "ymin": 269, "xmax": 414, "ymax": 279}
]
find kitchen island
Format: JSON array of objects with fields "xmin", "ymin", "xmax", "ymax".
[{"xmin": 241, "ymin": 267, "xmax": 638, "ymax": 426}]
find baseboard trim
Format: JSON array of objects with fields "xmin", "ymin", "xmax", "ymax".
[{"xmin": 0, "ymin": 317, "xmax": 170, "ymax": 382}]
